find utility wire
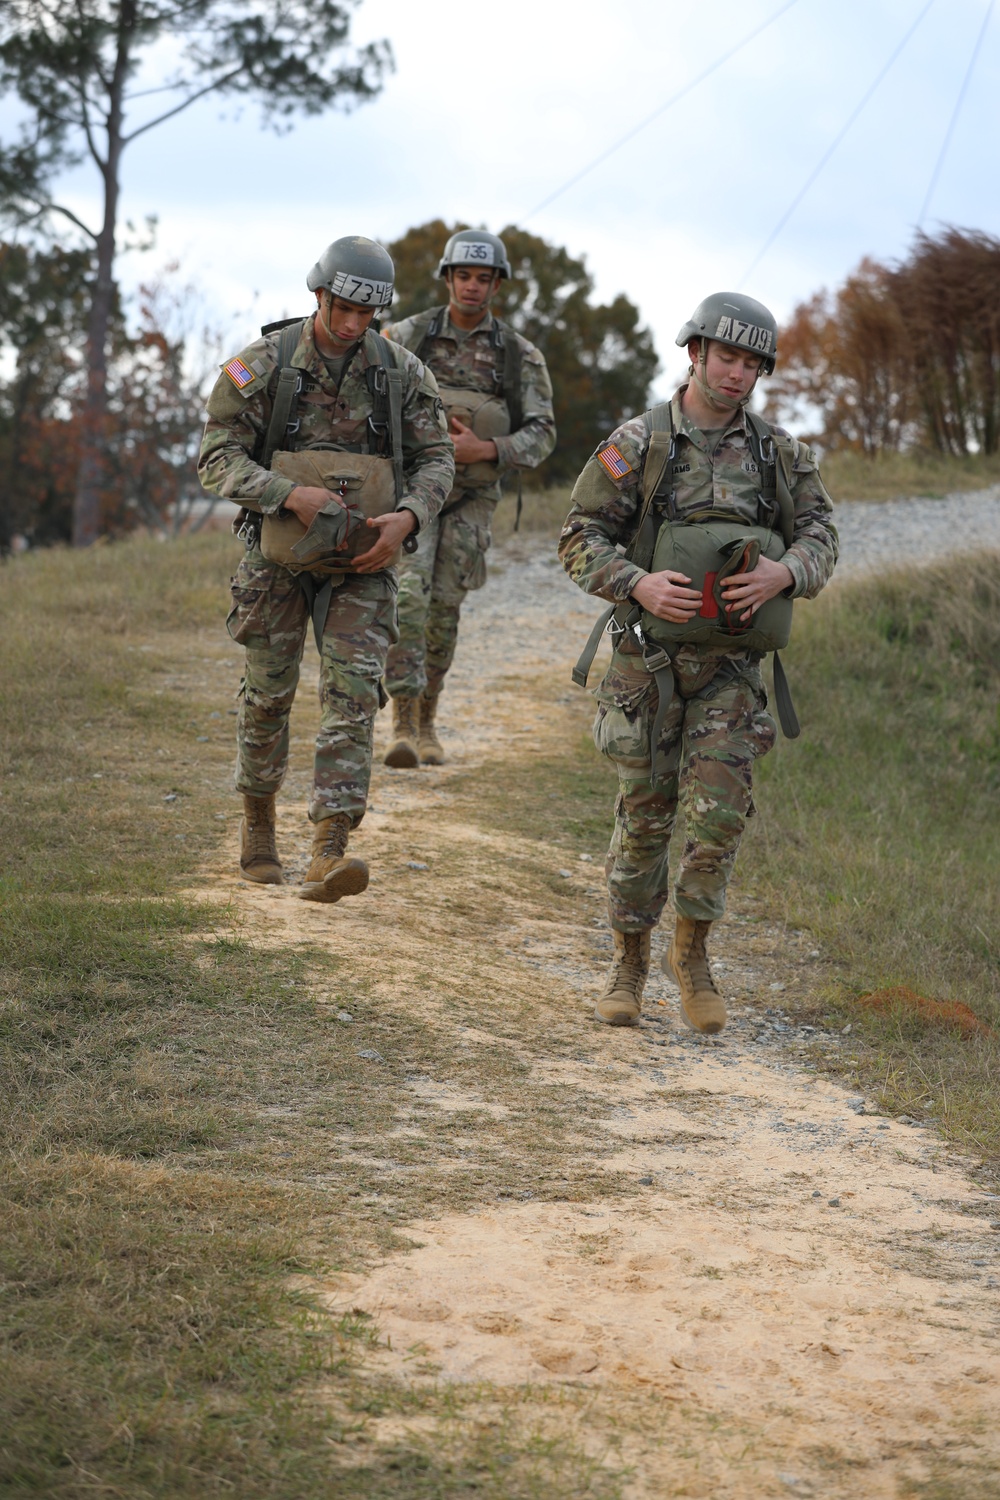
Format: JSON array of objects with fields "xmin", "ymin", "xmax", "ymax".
[
  {"xmin": 739, "ymin": 0, "xmax": 936, "ymax": 286},
  {"xmin": 918, "ymin": 0, "xmax": 995, "ymax": 226},
  {"xmin": 523, "ymin": 0, "xmax": 802, "ymax": 222}
]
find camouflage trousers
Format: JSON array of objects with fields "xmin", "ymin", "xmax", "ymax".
[
  {"xmin": 226, "ymin": 545, "xmax": 398, "ymax": 825},
  {"xmin": 384, "ymin": 490, "xmax": 495, "ymax": 700},
  {"xmin": 593, "ymin": 648, "xmax": 776, "ymax": 931}
]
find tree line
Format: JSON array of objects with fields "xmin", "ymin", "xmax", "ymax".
[{"xmin": 765, "ymin": 227, "xmax": 1000, "ymax": 458}]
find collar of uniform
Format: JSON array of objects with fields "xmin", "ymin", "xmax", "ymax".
[
  {"xmin": 294, "ymin": 313, "xmax": 364, "ymax": 386},
  {"xmin": 671, "ymin": 383, "xmax": 748, "ymax": 451},
  {"xmin": 441, "ymin": 305, "xmax": 496, "ymax": 341}
]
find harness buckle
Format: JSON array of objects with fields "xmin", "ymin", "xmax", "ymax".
[{"xmin": 237, "ymin": 515, "xmax": 260, "ymax": 548}]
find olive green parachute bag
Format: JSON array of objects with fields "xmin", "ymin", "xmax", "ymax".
[{"xmin": 571, "ymin": 403, "xmax": 801, "ymax": 767}]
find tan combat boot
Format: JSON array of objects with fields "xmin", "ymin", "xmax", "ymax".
[
  {"xmin": 384, "ymin": 696, "xmax": 420, "ymax": 768},
  {"xmin": 595, "ymin": 929, "xmax": 651, "ymax": 1026},
  {"xmin": 665, "ymin": 917, "xmax": 726, "ymax": 1034},
  {"xmin": 418, "ymin": 693, "xmax": 445, "ymax": 765},
  {"xmin": 300, "ymin": 814, "xmax": 369, "ymax": 903},
  {"xmin": 239, "ymin": 793, "xmax": 283, "ymax": 885}
]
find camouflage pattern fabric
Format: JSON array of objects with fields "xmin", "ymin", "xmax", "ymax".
[
  {"xmin": 560, "ymin": 386, "xmax": 837, "ymax": 932},
  {"xmin": 559, "ymin": 386, "xmax": 837, "ymax": 605},
  {"xmin": 595, "ymin": 646, "xmax": 776, "ymax": 928},
  {"xmin": 199, "ymin": 312, "xmax": 454, "ymax": 822},
  {"xmin": 381, "ymin": 307, "xmax": 555, "ymax": 701},
  {"xmin": 198, "ymin": 314, "xmax": 454, "ymax": 531},
  {"xmin": 226, "ymin": 546, "xmax": 398, "ymax": 825},
  {"xmin": 382, "ymin": 306, "xmax": 556, "ymax": 504},
  {"xmin": 384, "ymin": 491, "xmax": 495, "ymax": 699}
]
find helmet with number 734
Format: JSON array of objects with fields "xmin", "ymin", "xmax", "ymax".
[
  {"xmin": 306, "ymin": 236, "xmax": 395, "ymax": 309},
  {"xmin": 675, "ymin": 292, "xmax": 778, "ymax": 375},
  {"xmin": 436, "ymin": 229, "xmax": 512, "ymax": 279}
]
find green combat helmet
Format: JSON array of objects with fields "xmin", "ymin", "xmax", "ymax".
[
  {"xmin": 676, "ymin": 292, "xmax": 778, "ymax": 376},
  {"xmin": 436, "ymin": 229, "xmax": 512, "ymax": 279},
  {"xmin": 307, "ymin": 236, "xmax": 395, "ymax": 309}
]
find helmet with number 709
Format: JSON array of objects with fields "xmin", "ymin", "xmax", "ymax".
[
  {"xmin": 675, "ymin": 292, "xmax": 778, "ymax": 375},
  {"xmin": 306, "ymin": 236, "xmax": 395, "ymax": 309},
  {"xmin": 436, "ymin": 229, "xmax": 512, "ymax": 279}
]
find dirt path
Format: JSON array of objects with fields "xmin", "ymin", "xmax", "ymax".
[{"xmin": 198, "ymin": 539, "xmax": 1000, "ymax": 1497}]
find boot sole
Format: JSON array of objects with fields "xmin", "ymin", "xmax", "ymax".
[
  {"xmin": 299, "ymin": 860, "xmax": 370, "ymax": 904},
  {"xmin": 419, "ymin": 749, "xmax": 445, "ymax": 765},
  {"xmin": 593, "ymin": 1004, "xmax": 640, "ymax": 1027},
  {"xmin": 239, "ymin": 865, "xmax": 283, "ymax": 885},
  {"xmin": 384, "ymin": 743, "xmax": 420, "ymax": 769}
]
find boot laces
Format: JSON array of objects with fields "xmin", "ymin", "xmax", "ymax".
[
  {"xmin": 684, "ymin": 922, "xmax": 719, "ymax": 995},
  {"xmin": 613, "ymin": 932, "xmax": 648, "ymax": 987},
  {"xmin": 397, "ymin": 698, "xmax": 419, "ymax": 737},
  {"xmin": 245, "ymin": 801, "xmax": 277, "ymax": 861},
  {"xmin": 317, "ymin": 816, "xmax": 349, "ymax": 859}
]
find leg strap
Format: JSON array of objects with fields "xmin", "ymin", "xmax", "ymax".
[
  {"xmin": 297, "ymin": 573, "xmax": 337, "ymax": 654},
  {"xmin": 642, "ymin": 643, "xmax": 677, "ymax": 786},
  {"xmin": 772, "ymin": 650, "xmax": 800, "ymax": 739}
]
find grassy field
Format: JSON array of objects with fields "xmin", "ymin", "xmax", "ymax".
[{"xmin": 2, "ymin": 519, "xmax": 999, "ymax": 1495}]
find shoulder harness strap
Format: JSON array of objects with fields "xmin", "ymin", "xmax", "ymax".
[
  {"xmin": 491, "ymin": 318, "xmax": 524, "ymax": 433},
  {"xmin": 260, "ymin": 318, "xmax": 307, "ymax": 468},
  {"xmin": 409, "ymin": 305, "xmax": 448, "ymax": 365},
  {"xmin": 364, "ymin": 329, "xmax": 404, "ymax": 503},
  {"xmin": 745, "ymin": 409, "xmax": 795, "ymax": 549}
]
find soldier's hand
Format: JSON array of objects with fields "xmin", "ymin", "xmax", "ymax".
[
  {"xmin": 631, "ymin": 570, "xmax": 702, "ymax": 623},
  {"xmin": 720, "ymin": 556, "xmax": 794, "ymax": 621},
  {"xmin": 352, "ymin": 509, "xmax": 417, "ymax": 573},
  {"xmin": 450, "ymin": 417, "xmax": 497, "ymax": 465},
  {"xmin": 285, "ymin": 485, "xmax": 345, "ymax": 529}
]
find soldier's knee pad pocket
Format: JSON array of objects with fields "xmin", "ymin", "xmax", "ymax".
[{"xmin": 593, "ymin": 665, "xmax": 653, "ymax": 773}]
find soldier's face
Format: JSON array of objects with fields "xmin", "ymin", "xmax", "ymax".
[
  {"xmin": 691, "ymin": 339, "xmax": 764, "ymax": 400},
  {"xmin": 447, "ymin": 267, "xmax": 500, "ymax": 314},
  {"xmin": 318, "ymin": 292, "xmax": 377, "ymax": 347}
]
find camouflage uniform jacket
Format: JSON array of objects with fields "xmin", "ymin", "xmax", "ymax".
[
  {"xmin": 198, "ymin": 314, "xmax": 454, "ymax": 536},
  {"xmin": 382, "ymin": 306, "xmax": 556, "ymax": 499},
  {"xmin": 559, "ymin": 388, "xmax": 838, "ymax": 630}
]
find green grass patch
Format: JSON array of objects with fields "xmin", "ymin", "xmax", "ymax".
[{"xmin": 745, "ymin": 551, "xmax": 1000, "ymax": 1166}]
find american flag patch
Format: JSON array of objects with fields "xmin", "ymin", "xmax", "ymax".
[
  {"xmin": 598, "ymin": 443, "xmax": 631, "ymax": 480},
  {"xmin": 224, "ymin": 357, "xmax": 254, "ymax": 389}
]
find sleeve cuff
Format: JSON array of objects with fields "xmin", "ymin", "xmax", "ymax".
[
  {"xmin": 398, "ymin": 498, "xmax": 426, "ymax": 534},
  {"xmin": 782, "ymin": 552, "xmax": 809, "ymax": 598},
  {"xmin": 259, "ymin": 474, "xmax": 296, "ymax": 514}
]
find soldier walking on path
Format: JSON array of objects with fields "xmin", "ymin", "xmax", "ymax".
[
  {"xmin": 198, "ymin": 237, "xmax": 454, "ymax": 901},
  {"xmin": 380, "ymin": 229, "xmax": 556, "ymax": 767},
  {"xmin": 561, "ymin": 294, "xmax": 837, "ymax": 1034}
]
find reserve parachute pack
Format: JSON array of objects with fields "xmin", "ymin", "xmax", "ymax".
[
  {"xmin": 235, "ymin": 316, "xmax": 407, "ymax": 649},
  {"xmin": 238, "ymin": 317, "xmax": 404, "ymax": 572},
  {"xmin": 405, "ymin": 305, "xmax": 526, "ymax": 522},
  {"xmin": 572, "ymin": 401, "xmax": 802, "ymax": 762}
]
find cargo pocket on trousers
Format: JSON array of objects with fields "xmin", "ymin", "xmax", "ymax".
[
  {"xmin": 226, "ymin": 583, "xmax": 268, "ymax": 646},
  {"xmin": 592, "ymin": 667, "xmax": 654, "ymax": 773},
  {"xmin": 459, "ymin": 524, "xmax": 491, "ymax": 593}
]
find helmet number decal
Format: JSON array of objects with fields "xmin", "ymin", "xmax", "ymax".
[
  {"xmin": 453, "ymin": 241, "xmax": 495, "ymax": 264},
  {"xmin": 328, "ymin": 270, "xmax": 393, "ymax": 306},
  {"xmin": 714, "ymin": 316, "xmax": 773, "ymax": 355}
]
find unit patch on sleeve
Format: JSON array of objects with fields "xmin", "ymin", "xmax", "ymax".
[
  {"xmin": 597, "ymin": 443, "xmax": 632, "ymax": 480},
  {"xmin": 224, "ymin": 356, "xmax": 255, "ymax": 390}
]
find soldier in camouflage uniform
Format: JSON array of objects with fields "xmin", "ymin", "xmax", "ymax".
[
  {"xmin": 198, "ymin": 237, "xmax": 454, "ymax": 901},
  {"xmin": 560, "ymin": 293, "xmax": 837, "ymax": 1032},
  {"xmin": 380, "ymin": 229, "xmax": 556, "ymax": 766}
]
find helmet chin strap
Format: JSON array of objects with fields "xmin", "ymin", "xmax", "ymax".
[{"xmin": 691, "ymin": 337, "xmax": 757, "ymax": 413}]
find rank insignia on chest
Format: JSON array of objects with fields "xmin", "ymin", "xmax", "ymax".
[
  {"xmin": 597, "ymin": 443, "xmax": 632, "ymax": 480},
  {"xmin": 224, "ymin": 356, "xmax": 255, "ymax": 389}
]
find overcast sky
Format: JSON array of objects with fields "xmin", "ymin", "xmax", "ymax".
[{"xmin": 9, "ymin": 0, "xmax": 1000, "ymax": 396}]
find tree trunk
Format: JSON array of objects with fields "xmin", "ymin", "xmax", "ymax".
[{"xmin": 72, "ymin": 2, "xmax": 134, "ymax": 547}]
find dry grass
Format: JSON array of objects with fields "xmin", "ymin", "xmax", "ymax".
[{"xmin": 820, "ymin": 446, "xmax": 1000, "ymax": 502}]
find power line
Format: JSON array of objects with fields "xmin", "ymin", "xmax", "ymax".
[
  {"xmin": 918, "ymin": 0, "xmax": 995, "ymax": 226},
  {"xmin": 739, "ymin": 0, "xmax": 936, "ymax": 286},
  {"xmin": 522, "ymin": 0, "xmax": 803, "ymax": 223}
]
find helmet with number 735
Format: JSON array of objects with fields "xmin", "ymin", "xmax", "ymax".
[
  {"xmin": 306, "ymin": 236, "xmax": 395, "ymax": 309},
  {"xmin": 436, "ymin": 229, "xmax": 512, "ymax": 279},
  {"xmin": 675, "ymin": 292, "xmax": 778, "ymax": 376}
]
